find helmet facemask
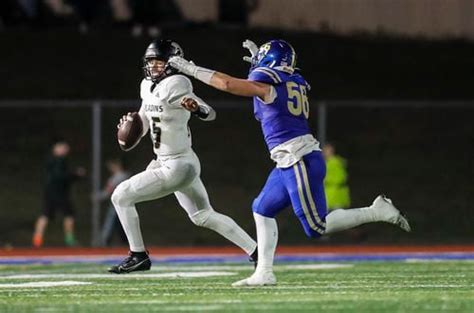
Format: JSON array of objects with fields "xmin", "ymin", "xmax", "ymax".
[
  {"xmin": 143, "ymin": 58, "xmax": 167, "ymax": 82},
  {"xmin": 142, "ymin": 40, "xmax": 184, "ymax": 83}
]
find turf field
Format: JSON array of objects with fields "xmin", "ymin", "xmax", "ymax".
[{"xmin": 1, "ymin": 260, "xmax": 473, "ymax": 313}]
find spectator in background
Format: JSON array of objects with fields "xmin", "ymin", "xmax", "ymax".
[
  {"xmin": 0, "ymin": 0, "xmax": 33, "ymax": 27},
  {"xmin": 68, "ymin": 0, "xmax": 99, "ymax": 33},
  {"xmin": 322, "ymin": 143, "xmax": 351, "ymax": 212},
  {"xmin": 41, "ymin": 0, "xmax": 75, "ymax": 26},
  {"xmin": 32, "ymin": 140, "xmax": 86, "ymax": 248},
  {"xmin": 94, "ymin": 158, "xmax": 130, "ymax": 246},
  {"xmin": 218, "ymin": 0, "xmax": 258, "ymax": 26},
  {"xmin": 323, "ymin": 143, "xmax": 366, "ymax": 241},
  {"xmin": 130, "ymin": 0, "xmax": 183, "ymax": 37},
  {"xmin": 69, "ymin": 0, "xmax": 132, "ymax": 34},
  {"xmin": 109, "ymin": 0, "xmax": 132, "ymax": 27}
]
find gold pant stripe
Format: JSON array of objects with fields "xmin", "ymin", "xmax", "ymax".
[
  {"xmin": 300, "ymin": 161, "xmax": 326, "ymax": 227},
  {"xmin": 293, "ymin": 163, "xmax": 325, "ymax": 234}
]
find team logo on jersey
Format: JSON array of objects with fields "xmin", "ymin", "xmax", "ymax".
[{"xmin": 144, "ymin": 104, "xmax": 163, "ymax": 112}]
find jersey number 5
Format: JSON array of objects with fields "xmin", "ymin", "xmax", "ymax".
[
  {"xmin": 151, "ymin": 117, "xmax": 161, "ymax": 149},
  {"xmin": 286, "ymin": 82, "xmax": 309, "ymax": 119}
]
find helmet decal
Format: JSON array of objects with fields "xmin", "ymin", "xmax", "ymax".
[{"xmin": 251, "ymin": 40, "xmax": 297, "ymax": 73}]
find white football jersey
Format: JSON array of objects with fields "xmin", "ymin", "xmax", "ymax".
[{"xmin": 138, "ymin": 75, "xmax": 214, "ymax": 157}]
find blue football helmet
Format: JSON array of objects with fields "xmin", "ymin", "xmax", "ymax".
[{"xmin": 251, "ymin": 40, "xmax": 297, "ymax": 72}]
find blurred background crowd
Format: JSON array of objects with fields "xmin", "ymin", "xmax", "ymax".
[
  {"xmin": 0, "ymin": 0, "xmax": 473, "ymax": 248},
  {"xmin": 0, "ymin": 0, "xmax": 256, "ymax": 36}
]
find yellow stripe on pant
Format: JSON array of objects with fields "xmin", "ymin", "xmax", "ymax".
[
  {"xmin": 293, "ymin": 162, "xmax": 325, "ymax": 234},
  {"xmin": 300, "ymin": 161, "xmax": 326, "ymax": 228}
]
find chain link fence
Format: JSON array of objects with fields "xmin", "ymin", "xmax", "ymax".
[{"xmin": 1, "ymin": 100, "xmax": 472, "ymax": 247}]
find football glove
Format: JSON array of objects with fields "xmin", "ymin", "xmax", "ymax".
[
  {"xmin": 168, "ymin": 56, "xmax": 215, "ymax": 84},
  {"xmin": 168, "ymin": 56, "xmax": 197, "ymax": 76},
  {"xmin": 242, "ymin": 39, "xmax": 259, "ymax": 63}
]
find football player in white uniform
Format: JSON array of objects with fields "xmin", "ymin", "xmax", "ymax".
[{"xmin": 108, "ymin": 39, "xmax": 257, "ymax": 273}]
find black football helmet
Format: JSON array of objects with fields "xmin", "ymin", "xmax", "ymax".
[{"xmin": 143, "ymin": 39, "xmax": 184, "ymax": 83}]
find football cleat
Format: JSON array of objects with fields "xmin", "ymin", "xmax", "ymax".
[
  {"xmin": 108, "ymin": 251, "xmax": 151, "ymax": 274},
  {"xmin": 232, "ymin": 270, "xmax": 277, "ymax": 287},
  {"xmin": 249, "ymin": 248, "xmax": 258, "ymax": 269},
  {"xmin": 372, "ymin": 195, "xmax": 411, "ymax": 232}
]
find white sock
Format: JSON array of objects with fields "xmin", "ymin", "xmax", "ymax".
[
  {"xmin": 200, "ymin": 210, "xmax": 257, "ymax": 255},
  {"xmin": 253, "ymin": 213, "xmax": 278, "ymax": 273},
  {"xmin": 114, "ymin": 204, "xmax": 146, "ymax": 252},
  {"xmin": 325, "ymin": 206, "xmax": 381, "ymax": 234}
]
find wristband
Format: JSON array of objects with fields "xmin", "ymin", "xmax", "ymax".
[
  {"xmin": 193, "ymin": 105, "xmax": 210, "ymax": 119},
  {"xmin": 194, "ymin": 67, "xmax": 215, "ymax": 84}
]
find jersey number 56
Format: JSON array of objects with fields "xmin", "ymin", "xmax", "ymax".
[{"xmin": 286, "ymin": 82, "xmax": 309, "ymax": 119}]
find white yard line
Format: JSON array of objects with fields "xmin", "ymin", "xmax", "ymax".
[
  {"xmin": 151, "ymin": 263, "xmax": 354, "ymax": 271},
  {"xmin": 0, "ymin": 271, "xmax": 236, "ymax": 280},
  {"xmin": 0, "ymin": 281, "xmax": 93, "ymax": 288},
  {"xmin": 280, "ymin": 264, "xmax": 353, "ymax": 269}
]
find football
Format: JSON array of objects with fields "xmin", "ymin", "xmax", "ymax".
[{"xmin": 117, "ymin": 112, "xmax": 143, "ymax": 151}]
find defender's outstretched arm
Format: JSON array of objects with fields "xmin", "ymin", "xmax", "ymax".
[{"xmin": 168, "ymin": 56, "xmax": 272, "ymax": 101}]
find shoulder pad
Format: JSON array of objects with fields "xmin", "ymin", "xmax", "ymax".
[
  {"xmin": 292, "ymin": 73, "xmax": 311, "ymax": 91},
  {"xmin": 163, "ymin": 75, "xmax": 192, "ymax": 92},
  {"xmin": 248, "ymin": 67, "xmax": 284, "ymax": 85},
  {"xmin": 160, "ymin": 75, "xmax": 193, "ymax": 102}
]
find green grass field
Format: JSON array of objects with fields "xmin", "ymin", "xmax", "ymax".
[{"xmin": 1, "ymin": 261, "xmax": 473, "ymax": 313}]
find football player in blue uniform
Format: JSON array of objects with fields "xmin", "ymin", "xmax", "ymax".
[{"xmin": 169, "ymin": 39, "xmax": 411, "ymax": 286}]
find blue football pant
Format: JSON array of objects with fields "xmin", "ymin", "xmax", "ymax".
[{"xmin": 252, "ymin": 151, "xmax": 328, "ymax": 238}]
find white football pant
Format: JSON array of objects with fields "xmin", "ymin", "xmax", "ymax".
[{"xmin": 111, "ymin": 150, "xmax": 256, "ymax": 254}]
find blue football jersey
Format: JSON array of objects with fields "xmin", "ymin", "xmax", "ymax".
[{"xmin": 248, "ymin": 67, "xmax": 312, "ymax": 150}]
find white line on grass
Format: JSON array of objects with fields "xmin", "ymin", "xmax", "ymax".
[
  {"xmin": 0, "ymin": 271, "xmax": 236, "ymax": 280},
  {"xmin": 149, "ymin": 263, "xmax": 353, "ymax": 271},
  {"xmin": 405, "ymin": 258, "xmax": 474, "ymax": 263},
  {"xmin": 281, "ymin": 264, "xmax": 353, "ymax": 270},
  {"xmin": 0, "ymin": 281, "xmax": 92, "ymax": 288}
]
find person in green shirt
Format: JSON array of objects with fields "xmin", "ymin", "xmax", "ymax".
[
  {"xmin": 322, "ymin": 143, "xmax": 367, "ymax": 242},
  {"xmin": 323, "ymin": 143, "xmax": 351, "ymax": 211}
]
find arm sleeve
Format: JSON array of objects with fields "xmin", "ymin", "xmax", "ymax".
[
  {"xmin": 163, "ymin": 75, "xmax": 216, "ymax": 121},
  {"xmin": 191, "ymin": 95, "xmax": 216, "ymax": 121}
]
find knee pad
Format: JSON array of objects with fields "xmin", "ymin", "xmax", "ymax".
[
  {"xmin": 189, "ymin": 209, "xmax": 213, "ymax": 227},
  {"xmin": 251, "ymin": 198, "xmax": 263, "ymax": 214},
  {"xmin": 111, "ymin": 181, "xmax": 130, "ymax": 208},
  {"xmin": 252, "ymin": 198, "xmax": 275, "ymax": 218}
]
